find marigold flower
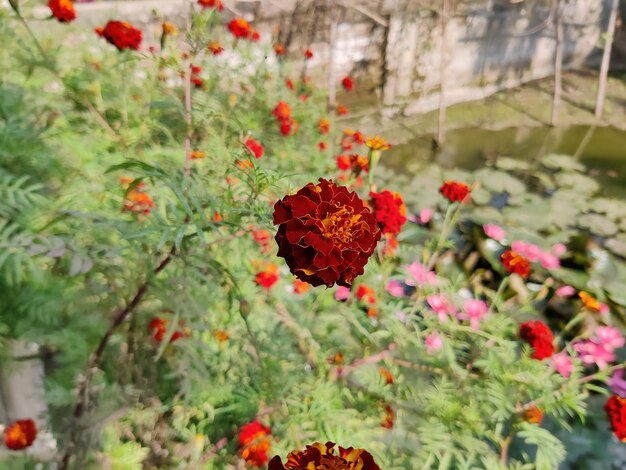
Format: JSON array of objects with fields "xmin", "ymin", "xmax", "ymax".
[
  {"xmin": 252, "ymin": 229, "xmax": 271, "ymax": 247},
  {"xmin": 148, "ymin": 317, "xmax": 186, "ymax": 343},
  {"xmin": 279, "ymin": 119, "xmax": 298, "ymax": 136},
  {"xmin": 273, "ymin": 178, "xmax": 381, "ymax": 287},
  {"xmin": 342, "ymin": 76, "xmax": 354, "ymax": 91},
  {"xmin": 352, "ymin": 131, "xmax": 365, "ymax": 145},
  {"xmin": 198, "ymin": 0, "xmax": 223, "ymax": 10},
  {"xmin": 439, "ymin": 180, "xmax": 471, "ymax": 203},
  {"xmin": 4, "ymin": 419, "xmax": 37, "ymax": 451},
  {"xmin": 381, "ymin": 404, "xmax": 394, "ymax": 429},
  {"xmin": 337, "ymin": 105, "xmax": 348, "ymax": 115},
  {"xmin": 191, "ymin": 150, "xmax": 206, "ymax": 159},
  {"xmin": 213, "ymin": 211, "xmax": 222, "ymax": 222},
  {"xmin": 605, "ymin": 395, "xmax": 626, "ymax": 441},
  {"xmin": 519, "ymin": 320, "xmax": 554, "ymax": 360},
  {"xmin": 214, "ymin": 329, "xmax": 229, "ymax": 342},
  {"xmin": 293, "ymin": 279, "xmax": 310, "ymax": 294},
  {"xmin": 48, "ymin": 0, "xmax": 75, "ymax": 23},
  {"xmin": 304, "ymin": 49, "xmax": 313, "ymax": 59},
  {"xmin": 318, "ymin": 118, "xmax": 330, "ymax": 135},
  {"xmin": 379, "ymin": 367, "xmax": 394, "ymax": 384},
  {"xmin": 318, "ymin": 142, "xmax": 328, "ymax": 151},
  {"xmin": 369, "ymin": 190, "xmax": 407, "ymax": 235},
  {"xmin": 382, "ymin": 233, "xmax": 399, "ymax": 257},
  {"xmin": 228, "ymin": 18, "xmax": 252, "ymax": 39},
  {"xmin": 523, "ymin": 406, "xmax": 544, "ymax": 425},
  {"xmin": 256, "ymin": 263, "xmax": 279, "ymax": 290},
  {"xmin": 274, "ymin": 43, "xmax": 285, "ymax": 55},
  {"xmin": 251, "ymin": 30, "xmax": 260, "ymax": 41},
  {"xmin": 123, "ymin": 189, "xmax": 155, "ymax": 215},
  {"xmin": 208, "ymin": 41, "xmax": 224, "ymax": 55},
  {"xmin": 272, "ymin": 101, "xmax": 291, "ymax": 122},
  {"xmin": 239, "ymin": 421, "xmax": 271, "ymax": 467},
  {"xmin": 365, "ymin": 135, "xmax": 391, "ymax": 151},
  {"xmin": 268, "ymin": 441, "xmax": 381, "ymax": 470},
  {"xmin": 98, "ymin": 21, "xmax": 142, "ymax": 51},
  {"xmin": 501, "ymin": 250, "xmax": 531, "ymax": 278},
  {"xmin": 285, "ymin": 78, "xmax": 295, "ymax": 90},
  {"xmin": 245, "ymin": 137, "xmax": 264, "ymax": 159},
  {"xmin": 337, "ymin": 155, "xmax": 350, "ymax": 171},
  {"xmin": 162, "ymin": 21, "xmax": 177, "ymax": 35},
  {"xmin": 579, "ymin": 291, "xmax": 602, "ymax": 312},
  {"xmin": 356, "ymin": 284, "xmax": 376, "ymax": 304}
]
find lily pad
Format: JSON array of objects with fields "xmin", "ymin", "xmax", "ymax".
[
  {"xmin": 554, "ymin": 172, "xmax": 600, "ymax": 195},
  {"xmin": 586, "ymin": 198, "xmax": 626, "ymax": 221},
  {"xmin": 541, "ymin": 154, "xmax": 586, "ymax": 172},
  {"xmin": 577, "ymin": 213, "xmax": 618, "ymax": 237},
  {"xmin": 474, "ymin": 169, "xmax": 526, "ymax": 195},
  {"xmin": 606, "ymin": 235, "xmax": 626, "ymax": 258},
  {"xmin": 471, "ymin": 187, "xmax": 492, "ymax": 206},
  {"xmin": 494, "ymin": 157, "xmax": 531, "ymax": 171}
]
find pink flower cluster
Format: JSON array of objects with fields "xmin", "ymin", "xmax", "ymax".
[
  {"xmin": 511, "ymin": 240, "xmax": 566, "ymax": 270},
  {"xmin": 573, "ymin": 326, "xmax": 625, "ymax": 369},
  {"xmin": 425, "ymin": 295, "xmax": 490, "ymax": 330}
]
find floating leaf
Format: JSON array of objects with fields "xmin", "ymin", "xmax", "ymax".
[
  {"xmin": 606, "ymin": 235, "xmax": 626, "ymax": 258},
  {"xmin": 577, "ymin": 214, "xmax": 618, "ymax": 237},
  {"xmin": 494, "ymin": 157, "xmax": 530, "ymax": 171},
  {"xmin": 541, "ymin": 154, "xmax": 586, "ymax": 172},
  {"xmin": 554, "ymin": 172, "xmax": 599, "ymax": 195},
  {"xmin": 474, "ymin": 169, "xmax": 526, "ymax": 195}
]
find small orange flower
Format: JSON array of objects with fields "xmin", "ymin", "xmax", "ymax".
[
  {"xmin": 337, "ymin": 105, "xmax": 348, "ymax": 115},
  {"xmin": 293, "ymin": 279, "xmax": 310, "ymax": 294},
  {"xmin": 198, "ymin": 0, "xmax": 224, "ymax": 10},
  {"xmin": 4, "ymin": 419, "xmax": 37, "ymax": 450},
  {"xmin": 356, "ymin": 284, "xmax": 376, "ymax": 304},
  {"xmin": 381, "ymin": 404, "xmax": 394, "ymax": 429},
  {"xmin": 191, "ymin": 150, "xmax": 206, "ymax": 160},
  {"xmin": 379, "ymin": 367, "xmax": 394, "ymax": 384},
  {"xmin": 213, "ymin": 211, "xmax": 222, "ymax": 222},
  {"xmin": 256, "ymin": 263, "xmax": 279, "ymax": 290},
  {"xmin": 352, "ymin": 131, "xmax": 365, "ymax": 145},
  {"xmin": 501, "ymin": 250, "xmax": 531, "ymax": 278},
  {"xmin": 579, "ymin": 291, "xmax": 602, "ymax": 312},
  {"xmin": 365, "ymin": 135, "xmax": 391, "ymax": 151},
  {"xmin": 318, "ymin": 118, "xmax": 330, "ymax": 134},
  {"xmin": 208, "ymin": 41, "xmax": 224, "ymax": 55},
  {"xmin": 239, "ymin": 421, "xmax": 271, "ymax": 467},
  {"xmin": 327, "ymin": 352, "xmax": 344, "ymax": 364},
  {"xmin": 48, "ymin": 0, "xmax": 76, "ymax": 23},
  {"xmin": 523, "ymin": 405, "xmax": 544, "ymax": 424},
  {"xmin": 162, "ymin": 21, "xmax": 177, "ymax": 35},
  {"xmin": 274, "ymin": 43, "xmax": 285, "ymax": 55},
  {"xmin": 236, "ymin": 159, "xmax": 254, "ymax": 170},
  {"xmin": 318, "ymin": 142, "xmax": 328, "ymax": 151},
  {"xmin": 148, "ymin": 317, "xmax": 187, "ymax": 343},
  {"xmin": 214, "ymin": 330, "xmax": 230, "ymax": 342},
  {"xmin": 123, "ymin": 190, "xmax": 155, "ymax": 215}
]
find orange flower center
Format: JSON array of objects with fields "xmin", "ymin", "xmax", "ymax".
[
  {"xmin": 321, "ymin": 206, "xmax": 363, "ymax": 246},
  {"xmin": 6, "ymin": 425, "xmax": 28, "ymax": 448}
]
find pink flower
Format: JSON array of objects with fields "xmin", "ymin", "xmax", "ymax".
[
  {"xmin": 610, "ymin": 369, "xmax": 626, "ymax": 397},
  {"xmin": 573, "ymin": 340, "xmax": 615, "ymax": 369},
  {"xmin": 335, "ymin": 286, "xmax": 351, "ymax": 301},
  {"xmin": 483, "ymin": 224, "xmax": 506, "ymax": 242},
  {"xmin": 426, "ymin": 294, "xmax": 457, "ymax": 323},
  {"xmin": 539, "ymin": 252, "xmax": 560, "ymax": 270},
  {"xmin": 386, "ymin": 280, "xmax": 405, "ymax": 297},
  {"xmin": 425, "ymin": 332, "xmax": 443, "ymax": 354},
  {"xmin": 511, "ymin": 241, "xmax": 542, "ymax": 262},
  {"xmin": 550, "ymin": 351, "xmax": 573, "ymax": 378},
  {"xmin": 555, "ymin": 285, "xmax": 575, "ymax": 297},
  {"xmin": 457, "ymin": 299, "xmax": 489, "ymax": 330},
  {"xmin": 595, "ymin": 326, "xmax": 625, "ymax": 351},
  {"xmin": 406, "ymin": 262, "xmax": 438, "ymax": 288},
  {"xmin": 419, "ymin": 208, "xmax": 433, "ymax": 224},
  {"xmin": 551, "ymin": 243, "xmax": 567, "ymax": 256}
]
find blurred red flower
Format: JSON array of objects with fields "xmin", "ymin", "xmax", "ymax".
[
  {"xmin": 256, "ymin": 263, "xmax": 279, "ymax": 289},
  {"xmin": 342, "ymin": 76, "xmax": 354, "ymax": 91},
  {"xmin": 524, "ymin": 405, "xmax": 544, "ymax": 424},
  {"xmin": 439, "ymin": 181, "xmax": 470, "ymax": 203},
  {"xmin": 285, "ymin": 78, "xmax": 295, "ymax": 90},
  {"xmin": 198, "ymin": 0, "xmax": 223, "ymax": 10},
  {"xmin": 272, "ymin": 101, "xmax": 291, "ymax": 122},
  {"xmin": 304, "ymin": 49, "xmax": 313, "ymax": 59},
  {"xmin": 123, "ymin": 189, "xmax": 155, "ymax": 215},
  {"xmin": 148, "ymin": 317, "xmax": 187, "ymax": 343},
  {"xmin": 293, "ymin": 279, "xmax": 310, "ymax": 294},
  {"xmin": 4, "ymin": 419, "xmax": 37, "ymax": 450},
  {"xmin": 369, "ymin": 190, "xmax": 407, "ymax": 235},
  {"xmin": 268, "ymin": 442, "xmax": 381, "ymax": 470},
  {"xmin": 208, "ymin": 41, "xmax": 224, "ymax": 55},
  {"xmin": 274, "ymin": 43, "xmax": 285, "ymax": 56},
  {"xmin": 239, "ymin": 421, "xmax": 271, "ymax": 467},
  {"xmin": 501, "ymin": 250, "xmax": 531, "ymax": 278},
  {"xmin": 337, "ymin": 105, "xmax": 348, "ymax": 115},
  {"xmin": 98, "ymin": 21, "xmax": 142, "ymax": 51},
  {"xmin": 228, "ymin": 18, "xmax": 252, "ymax": 39},
  {"xmin": 318, "ymin": 118, "xmax": 330, "ymax": 134},
  {"xmin": 356, "ymin": 284, "xmax": 376, "ymax": 304},
  {"xmin": 605, "ymin": 395, "xmax": 626, "ymax": 441},
  {"xmin": 245, "ymin": 137, "xmax": 264, "ymax": 159},
  {"xmin": 519, "ymin": 320, "xmax": 554, "ymax": 360},
  {"xmin": 48, "ymin": 0, "xmax": 76, "ymax": 23},
  {"xmin": 273, "ymin": 178, "xmax": 381, "ymax": 287}
]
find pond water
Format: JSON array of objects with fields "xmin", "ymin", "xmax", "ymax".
[{"xmin": 385, "ymin": 125, "xmax": 626, "ymax": 198}]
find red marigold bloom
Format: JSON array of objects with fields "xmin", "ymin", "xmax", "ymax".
[
  {"xmin": 519, "ymin": 320, "xmax": 555, "ymax": 360},
  {"xmin": 95, "ymin": 27, "xmax": 104, "ymax": 37},
  {"xmin": 501, "ymin": 250, "xmax": 531, "ymax": 278},
  {"xmin": 256, "ymin": 263, "xmax": 279, "ymax": 289},
  {"xmin": 318, "ymin": 142, "xmax": 328, "ymax": 151},
  {"xmin": 274, "ymin": 43, "xmax": 285, "ymax": 55},
  {"xmin": 342, "ymin": 76, "xmax": 354, "ymax": 91},
  {"xmin": 280, "ymin": 119, "xmax": 298, "ymax": 136},
  {"xmin": 252, "ymin": 229, "xmax": 271, "ymax": 246},
  {"xmin": 341, "ymin": 136, "xmax": 353, "ymax": 151},
  {"xmin": 337, "ymin": 105, "xmax": 348, "ymax": 115},
  {"xmin": 369, "ymin": 190, "xmax": 407, "ymax": 235},
  {"xmin": 337, "ymin": 154, "xmax": 351, "ymax": 171},
  {"xmin": 239, "ymin": 420, "xmax": 271, "ymax": 467},
  {"xmin": 337, "ymin": 154, "xmax": 368, "ymax": 174},
  {"xmin": 356, "ymin": 284, "xmax": 376, "ymax": 304},
  {"xmin": 605, "ymin": 395, "xmax": 626, "ymax": 441},
  {"xmin": 123, "ymin": 189, "xmax": 155, "ymax": 215},
  {"xmin": 524, "ymin": 405, "xmax": 544, "ymax": 425},
  {"xmin": 214, "ymin": 329, "xmax": 229, "ymax": 342},
  {"xmin": 272, "ymin": 101, "xmax": 291, "ymax": 122},
  {"xmin": 439, "ymin": 180, "xmax": 471, "ymax": 203},
  {"xmin": 381, "ymin": 404, "xmax": 394, "ymax": 429},
  {"xmin": 48, "ymin": 0, "xmax": 76, "ymax": 23},
  {"xmin": 4, "ymin": 419, "xmax": 37, "ymax": 451},
  {"xmin": 318, "ymin": 118, "xmax": 330, "ymax": 135},
  {"xmin": 228, "ymin": 18, "xmax": 252, "ymax": 39},
  {"xmin": 268, "ymin": 441, "xmax": 381, "ymax": 470},
  {"xmin": 285, "ymin": 78, "xmax": 295, "ymax": 90},
  {"xmin": 148, "ymin": 317, "xmax": 186, "ymax": 343},
  {"xmin": 245, "ymin": 137, "xmax": 264, "ymax": 159},
  {"xmin": 304, "ymin": 49, "xmax": 313, "ymax": 59},
  {"xmin": 273, "ymin": 178, "xmax": 381, "ymax": 287},
  {"xmin": 198, "ymin": 0, "xmax": 224, "ymax": 9},
  {"xmin": 98, "ymin": 21, "xmax": 142, "ymax": 51},
  {"xmin": 352, "ymin": 131, "xmax": 365, "ymax": 145},
  {"xmin": 251, "ymin": 30, "xmax": 261, "ymax": 41},
  {"xmin": 293, "ymin": 279, "xmax": 310, "ymax": 294},
  {"xmin": 379, "ymin": 367, "xmax": 394, "ymax": 384},
  {"xmin": 208, "ymin": 41, "xmax": 224, "ymax": 55}
]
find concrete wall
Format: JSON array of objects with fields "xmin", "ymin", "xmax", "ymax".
[{"xmin": 29, "ymin": 0, "xmax": 612, "ymax": 116}]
